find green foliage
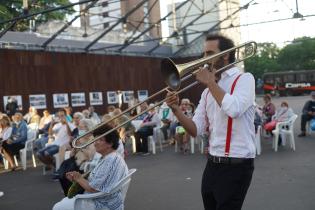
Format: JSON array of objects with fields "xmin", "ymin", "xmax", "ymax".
[
  {"xmin": 244, "ymin": 42, "xmax": 281, "ymax": 79},
  {"xmin": 278, "ymin": 37, "xmax": 315, "ymax": 70},
  {"xmin": 245, "ymin": 37, "xmax": 315, "ymax": 79},
  {"xmin": 0, "ymin": 0, "xmax": 74, "ymax": 31}
]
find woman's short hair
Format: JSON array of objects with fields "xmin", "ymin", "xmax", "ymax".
[
  {"xmin": 263, "ymin": 94, "xmax": 272, "ymax": 101},
  {"xmin": 80, "ymin": 118, "xmax": 94, "ymax": 131},
  {"xmin": 73, "ymin": 112, "xmax": 84, "ymax": 120},
  {"xmin": 92, "ymin": 124, "xmax": 119, "ymax": 150}
]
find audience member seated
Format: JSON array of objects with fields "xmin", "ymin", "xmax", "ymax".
[
  {"xmin": 112, "ymin": 108, "xmax": 135, "ymax": 144},
  {"xmin": 57, "ymin": 112, "xmax": 83, "ymax": 163},
  {"xmin": 37, "ymin": 110, "xmax": 76, "ymax": 171},
  {"xmin": 298, "ymin": 91, "xmax": 315, "ymax": 137},
  {"xmin": 158, "ymin": 102, "xmax": 175, "ymax": 141},
  {"xmin": 134, "ymin": 103, "xmax": 161, "ymax": 156},
  {"xmin": 262, "ymin": 94, "xmax": 276, "ymax": 124},
  {"xmin": 134, "ymin": 102, "xmax": 149, "ymax": 120},
  {"xmin": 39, "ymin": 110, "xmax": 53, "ymax": 130},
  {"xmin": 102, "ymin": 114, "xmax": 125, "ymax": 157},
  {"xmin": 57, "ymin": 118, "xmax": 96, "ymax": 196},
  {"xmin": 64, "ymin": 107, "xmax": 73, "ymax": 123},
  {"xmin": 1, "ymin": 113, "xmax": 27, "ymax": 170},
  {"xmin": 106, "ymin": 105, "xmax": 116, "ymax": 116},
  {"xmin": 0, "ymin": 115, "xmax": 14, "ymax": 169},
  {"xmin": 88, "ymin": 106, "xmax": 101, "ymax": 125},
  {"xmin": 24, "ymin": 107, "xmax": 40, "ymax": 129},
  {"xmin": 175, "ymin": 99, "xmax": 194, "ymax": 154},
  {"xmin": 264, "ymin": 101, "xmax": 294, "ymax": 132},
  {"xmin": 52, "ymin": 124, "xmax": 128, "ymax": 210}
]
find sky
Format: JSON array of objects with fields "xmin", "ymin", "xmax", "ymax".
[
  {"xmin": 240, "ymin": 0, "xmax": 315, "ymax": 47},
  {"xmin": 69, "ymin": 0, "xmax": 315, "ymax": 48}
]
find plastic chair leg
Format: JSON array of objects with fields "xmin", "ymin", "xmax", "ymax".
[
  {"xmin": 190, "ymin": 137, "xmax": 195, "ymax": 154},
  {"xmin": 20, "ymin": 149, "xmax": 27, "ymax": 170},
  {"xmin": 131, "ymin": 136, "xmax": 136, "ymax": 154},
  {"xmin": 32, "ymin": 153, "xmax": 37, "ymax": 168}
]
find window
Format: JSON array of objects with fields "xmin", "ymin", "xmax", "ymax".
[
  {"xmin": 264, "ymin": 75, "xmax": 274, "ymax": 84},
  {"xmin": 283, "ymin": 74, "xmax": 295, "ymax": 83},
  {"xmin": 296, "ymin": 73, "xmax": 307, "ymax": 82}
]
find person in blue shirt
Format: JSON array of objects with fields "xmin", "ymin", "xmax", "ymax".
[{"xmin": 2, "ymin": 112, "xmax": 28, "ymax": 170}]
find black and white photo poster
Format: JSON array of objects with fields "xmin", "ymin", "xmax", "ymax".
[
  {"xmin": 138, "ymin": 90, "xmax": 148, "ymax": 102},
  {"xmin": 29, "ymin": 94, "xmax": 47, "ymax": 109},
  {"xmin": 53, "ymin": 93, "xmax": 69, "ymax": 108},
  {"xmin": 89, "ymin": 92, "xmax": 103, "ymax": 105},
  {"xmin": 123, "ymin": 91, "xmax": 134, "ymax": 103},
  {"xmin": 107, "ymin": 91, "xmax": 118, "ymax": 104},
  {"xmin": 71, "ymin": 93, "xmax": 86, "ymax": 107},
  {"xmin": 3, "ymin": 95, "xmax": 23, "ymax": 110}
]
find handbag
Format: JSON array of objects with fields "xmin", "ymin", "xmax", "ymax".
[
  {"xmin": 310, "ymin": 119, "xmax": 315, "ymax": 131},
  {"xmin": 264, "ymin": 120, "xmax": 277, "ymax": 131},
  {"xmin": 56, "ymin": 156, "xmax": 79, "ymax": 179}
]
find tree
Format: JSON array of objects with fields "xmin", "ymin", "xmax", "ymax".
[
  {"xmin": 0, "ymin": 0, "xmax": 74, "ymax": 31},
  {"xmin": 277, "ymin": 37, "xmax": 315, "ymax": 71},
  {"xmin": 244, "ymin": 42, "xmax": 281, "ymax": 79}
]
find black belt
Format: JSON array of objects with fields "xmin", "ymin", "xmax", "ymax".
[{"xmin": 208, "ymin": 155, "xmax": 254, "ymax": 165}]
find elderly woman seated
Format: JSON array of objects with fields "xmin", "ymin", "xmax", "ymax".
[
  {"xmin": 56, "ymin": 118, "xmax": 96, "ymax": 195},
  {"xmin": 53, "ymin": 124, "xmax": 129, "ymax": 210}
]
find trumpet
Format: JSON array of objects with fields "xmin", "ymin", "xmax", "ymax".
[{"xmin": 72, "ymin": 41, "xmax": 257, "ymax": 149}]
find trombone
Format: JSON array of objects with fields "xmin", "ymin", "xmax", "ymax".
[{"xmin": 72, "ymin": 41, "xmax": 257, "ymax": 149}]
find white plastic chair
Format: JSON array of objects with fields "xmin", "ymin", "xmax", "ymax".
[
  {"xmin": 73, "ymin": 168, "xmax": 137, "ymax": 210},
  {"xmin": 20, "ymin": 129, "xmax": 37, "ymax": 170},
  {"xmin": 148, "ymin": 127, "xmax": 163, "ymax": 154},
  {"xmin": 174, "ymin": 126, "xmax": 194, "ymax": 154},
  {"xmin": 255, "ymin": 125, "xmax": 262, "ymax": 155},
  {"xmin": 272, "ymin": 114, "xmax": 298, "ymax": 152}
]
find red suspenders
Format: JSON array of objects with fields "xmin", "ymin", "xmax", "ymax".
[{"xmin": 224, "ymin": 74, "xmax": 242, "ymax": 157}]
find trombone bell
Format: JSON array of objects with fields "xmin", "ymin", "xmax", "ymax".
[{"xmin": 161, "ymin": 58, "xmax": 181, "ymax": 91}]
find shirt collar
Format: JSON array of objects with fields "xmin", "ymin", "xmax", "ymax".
[{"xmin": 221, "ymin": 66, "xmax": 240, "ymax": 79}]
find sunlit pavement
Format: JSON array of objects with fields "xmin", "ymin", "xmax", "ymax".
[{"xmin": 0, "ymin": 96, "xmax": 315, "ymax": 210}]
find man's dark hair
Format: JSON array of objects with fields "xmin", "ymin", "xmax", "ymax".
[
  {"xmin": 93, "ymin": 124, "xmax": 119, "ymax": 150},
  {"xmin": 206, "ymin": 34, "xmax": 235, "ymax": 63}
]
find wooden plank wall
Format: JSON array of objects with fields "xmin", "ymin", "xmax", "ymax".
[{"xmin": 0, "ymin": 49, "xmax": 204, "ymax": 115}]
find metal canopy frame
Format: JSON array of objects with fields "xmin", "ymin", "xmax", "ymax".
[
  {"xmin": 0, "ymin": 0, "xmax": 255, "ymax": 57},
  {"xmin": 147, "ymin": 0, "xmax": 226, "ymax": 54},
  {"xmin": 173, "ymin": 0, "xmax": 255, "ymax": 56},
  {"xmin": 84, "ymin": 0, "xmax": 150, "ymax": 51},
  {"xmin": 41, "ymin": 0, "xmax": 100, "ymax": 49}
]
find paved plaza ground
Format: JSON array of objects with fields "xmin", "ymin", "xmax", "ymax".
[{"xmin": 0, "ymin": 96, "xmax": 315, "ymax": 210}]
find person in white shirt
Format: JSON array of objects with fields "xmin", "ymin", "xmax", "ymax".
[
  {"xmin": 88, "ymin": 106, "xmax": 101, "ymax": 125},
  {"xmin": 134, "ymin": 103, "xmax": 161, "ymax": 155},
  {"xmin": 37, "ymin": 110, "xmax": 76, "ymax": 170},
  {"xmin": 166, "ymin": 34, "xmax": 255, "ymax": 210}
]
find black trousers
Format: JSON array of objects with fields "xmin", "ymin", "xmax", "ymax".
[
  {"xmin": 201, "ymin": 159, "xmax": 254, "ymax": 210},
  {"xmin": 135, "ymin": 126, "xmax": 153, "ymax": 153},
  {"xmin": 301, "ymin": 114, "xmax": 313, "ymax": 132}
]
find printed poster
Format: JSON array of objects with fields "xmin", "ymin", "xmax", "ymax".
[
  {"xmin": 53, "ymin": 93, "xmax": 69, "ymax": 108},
  {"xmin": 89, "ymin": 92, "xmax": 103, "ymax": 106},
  {"xmin": 29, "ymin": 94, "xmax": 47, "ymax": 109},
  {"xmin": 71, "ymin": 92, "xmax": 86, "ymax": 107}
]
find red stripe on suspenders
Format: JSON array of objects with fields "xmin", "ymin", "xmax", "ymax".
[{"xmin": 224, "ymin": 74, "xmax": 242, "ymax": 157}]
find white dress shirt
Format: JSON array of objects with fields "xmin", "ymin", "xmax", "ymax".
[{"xmin": 193, "ymin": 66, "xmax": 256, "ymax": 158}]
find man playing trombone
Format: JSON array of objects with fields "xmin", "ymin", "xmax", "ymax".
[{"xmin": 166, "ymin": 34, "xmax": 256, "ymax": 210}]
